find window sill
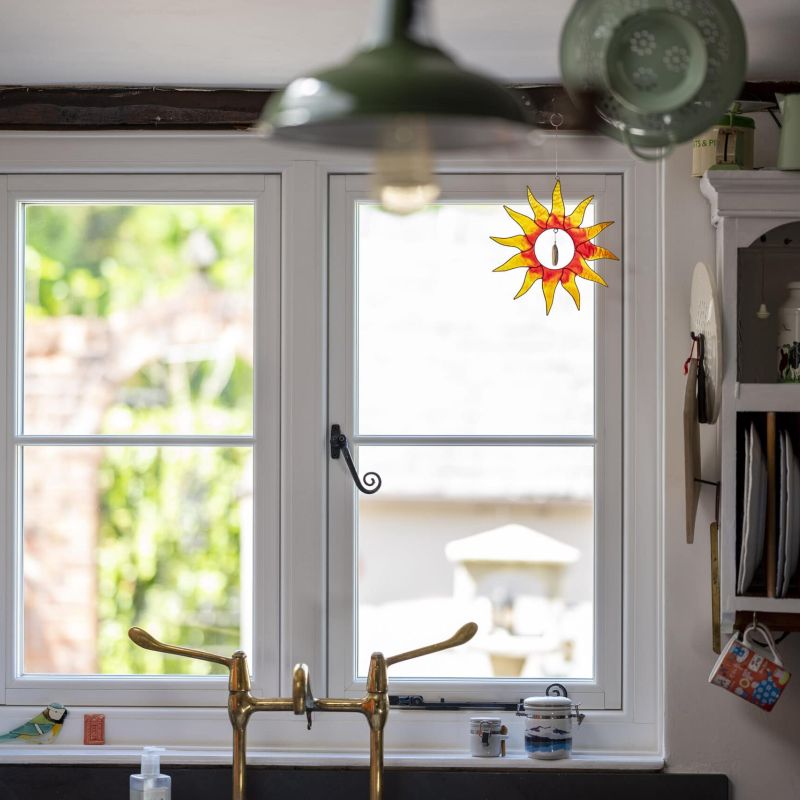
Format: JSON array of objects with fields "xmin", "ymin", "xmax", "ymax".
[{"xmin": 0, "ymin": 746, "xmax": 664, "ymax": 771}]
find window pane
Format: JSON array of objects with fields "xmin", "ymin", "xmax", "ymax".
[
  {"xmin": 23, "ymin": 204, "xmax": 254, "ymax": 435},
  {"xmin": 356, "ymin": 446, "xmax": 594, "ymax": 680},
  {"xmin": 357, "ymin": 203, "xmax": 595, "ymax": 436},
  {"xmin": 21, "ymin": 445, "xmax": 251, "ymax": 676}
]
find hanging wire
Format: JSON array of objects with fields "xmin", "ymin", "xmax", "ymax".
[
  {"xmin": 549, "ymin": 110, "xmax": 564, "ymax": 267},
  {"xmin": 550, "ymin": 110, "xmax": 564, "ymax": 180}
]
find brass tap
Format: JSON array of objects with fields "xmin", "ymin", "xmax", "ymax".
[
  {"xmin": 128, "ymin": 627, "xmax": 293, "ymax": 800},
  {"xmin": 128, "ymin": 622, "xmax": 477, "ymax": 800},
  {"xmin": 302, "ymin": 621, "xmax": 478, "ymax": 800}
]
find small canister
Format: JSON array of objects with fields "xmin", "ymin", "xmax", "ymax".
[
  {"xmin": 692, "ymin": 112, "xmax": 755, "ymax": 177},
  {"xmin": 519, "ymin": 685, "xmax": 584, "ymax": 760},
  {"xmin": 468, "ymin": 717, "xmax": 507, "ymax": 757}
]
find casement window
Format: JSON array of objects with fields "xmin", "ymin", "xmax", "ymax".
[
  {"xmin": 0, "ymin": 135, "xmax": 661, "ymax": 759},
  {"xmin": 2, "ymin": 174, "xmax": 281, "ymax": 706},
  {"xmin": 327, "ymin": 174, "xmax": 623, "ymax": 709}
]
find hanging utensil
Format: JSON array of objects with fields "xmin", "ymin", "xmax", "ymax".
[
  {"xmin": 696, "ymin": 333, "xmax": 708, "ymax": 425},
  {"xmin": 690, "ymin": 262, "xmax": 722, "ymax": 424},
  {"xmin": 683, "ymin": 344, "xmax": 701, "ymax": 544},
  {"xmin": 710, "ymin": 521, "xmax": 721, "ymax": 653},
  {"xmin": 559, "ymin": 0, "xmax": 747, "ymax": 157}
]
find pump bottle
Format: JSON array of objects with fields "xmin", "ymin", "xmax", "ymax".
[{"xmin": 130, "ymin": 746, "xmax": 171, "ymax": 800}]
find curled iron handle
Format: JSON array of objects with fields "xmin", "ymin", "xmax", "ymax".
[{"xmin": 330, "ymin": 424, "xmax": 382, "ymax": 495}]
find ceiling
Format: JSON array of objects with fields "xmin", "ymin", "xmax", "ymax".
[{"xmin": 0, "ymin": 0, "xmax": 797, "ymax": 88}]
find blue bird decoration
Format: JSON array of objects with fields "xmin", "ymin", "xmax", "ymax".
[{"xmin": 0, "ymin": 703, "xmax": 68, "ymax": 744}]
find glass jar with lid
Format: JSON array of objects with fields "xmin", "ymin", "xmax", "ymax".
[{"xmin": 518, "ymin": 684, "xmax": 584, "ymax": 760}]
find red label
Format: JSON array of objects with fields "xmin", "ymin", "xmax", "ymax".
[{"xmin": 83, "ymin": 714, "xmax": 105, "ymax": 745}]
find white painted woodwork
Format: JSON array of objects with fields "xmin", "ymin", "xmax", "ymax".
[
  {"xmin": 0, "ymin": 132, "xmax": 662, "ymax": 758},
  {"xmin": 700, "ymin": 170, "xmax": 800, "ymax": 633},
  {"xmin": 326, "ymin": 172, "xmax": 623, "ymax": 710}
]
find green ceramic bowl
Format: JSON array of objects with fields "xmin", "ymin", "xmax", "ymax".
[{"xmin": 560, "ymin": 0, "xmax": 747, "ymax": 152}]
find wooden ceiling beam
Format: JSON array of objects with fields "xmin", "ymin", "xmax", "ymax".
[{"xmin": 0, "ymin": 82, "xmax": 795, "ymax": 131}]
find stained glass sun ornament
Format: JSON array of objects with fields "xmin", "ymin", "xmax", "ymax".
[{"xmin": 491, "ymin": 179, "xmax": 618, "ymax": 314}]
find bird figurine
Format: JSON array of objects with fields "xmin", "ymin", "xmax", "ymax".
[{"xmin": 0, "ymin": 703, "xmax": 68, "ymax": 744}]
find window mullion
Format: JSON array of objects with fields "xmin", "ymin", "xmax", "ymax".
[
  {"xmin": 591, "ymin": 175, "xmax": 624, "ymax": 709},
  {"xmin": 244, "ymin": 175, "xmax": 281, "ymax": 697},
  {"xmin": 279, "ymin": 161, "xmax": 328, "ymax": 697}
]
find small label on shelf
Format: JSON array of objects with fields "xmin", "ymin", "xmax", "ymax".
[{"xmin": 83, "ymin": 713, "xmax": 105, "ymax": 745}]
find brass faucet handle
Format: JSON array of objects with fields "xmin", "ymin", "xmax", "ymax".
[
  {"xmin": 385, "ymin": 622, "xmax": 478, "ymax": 667},
  {"xmin": 292, "ymin": 663, "xmax": 316, "ymax": 729},
  {"xmin": 128, "ymin": 627, "xmax": 234, "ymax": 669}
]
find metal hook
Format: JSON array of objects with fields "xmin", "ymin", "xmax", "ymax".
[{"xmin": 330, "ymin": 424, "xmax": 383, "ymax": 495}]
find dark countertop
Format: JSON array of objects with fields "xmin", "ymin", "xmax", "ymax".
[{"xmin": 0, "ymin": 764, "xmax": 728, "ymax": 800}]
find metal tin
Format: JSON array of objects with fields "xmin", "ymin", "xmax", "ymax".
[
  {"xmin": 692, "ymin": 113, "xmax": 755, "ymax": 177},
  {"xmin": 468, "ymin": 716, "xmax": 506, "ymax": 758}
]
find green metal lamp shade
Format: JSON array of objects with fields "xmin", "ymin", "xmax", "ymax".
[{"xmin": 260, "ymin": 5, "xmax": 530, "ymax": 150}]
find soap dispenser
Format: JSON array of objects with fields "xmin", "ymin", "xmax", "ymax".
[{"xmin": 130, "ymin": 746, "xmax": 171, "ymax": 800}]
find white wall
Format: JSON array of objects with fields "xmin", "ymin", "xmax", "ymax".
[{"xmin": 664, "ymin": 115, "xmax": 800, "ymax": 798}]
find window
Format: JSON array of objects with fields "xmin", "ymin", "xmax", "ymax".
[
  {"xmin": 0, "ymin": 136, "xmax": 661, "ymax": 757},
  {"xmin": 328, "ymin": 174, "xmax": 623, "ymax": 708},
  {"xmin": 3, "ymin": 174, "xmax": 281, "ymax": 705}
]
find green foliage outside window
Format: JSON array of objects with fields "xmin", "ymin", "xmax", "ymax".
[
  {"xmin": 25, "ymin": 204, "xmax": 254, "ymax": 675},
  {"xmin": 97, "ymin": 437, "xmax": 248, "ymax": 676},
  {"xmin": 25, "ymin": 204, "xmax": 253, "ymax": 318}
]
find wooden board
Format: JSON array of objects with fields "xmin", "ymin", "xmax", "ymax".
[
  {"xmin": 734, "ymin": 611, "xmax": 800, "ymax": 632},
  {"xmin": 766, "ymin": 412, "xmax": 777, "ymax": 597},
  {"xmin": 711, "ymin": 522, "xmax": 721, "ymax": 653},
  {"xmin": 0, "ymin": 81, "xmax": 792, "ymax": 131}
]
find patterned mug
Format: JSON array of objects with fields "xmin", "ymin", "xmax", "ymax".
[{"xmin": 708, "ymin": 622, "xmax": 791, "ymax": 711}]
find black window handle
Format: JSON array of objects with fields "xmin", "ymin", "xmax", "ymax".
[{"xmin": 330, "ymin": 424, "xmax": 382, "ymax": 495}]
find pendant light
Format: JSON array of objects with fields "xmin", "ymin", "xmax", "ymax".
[{"xmin": 260, "ymin": 0, "xmax": 531, "ymax": 214}]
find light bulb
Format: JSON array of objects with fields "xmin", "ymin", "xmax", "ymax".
[{"xmin": 373, "ymin": 116, "xmax": 440, "ymax": 215}]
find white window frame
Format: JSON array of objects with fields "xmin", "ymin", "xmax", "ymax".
[
  {"xmin": 327, "ymin": 173, "xmax": 623, "ymax": 710},
  {"xmin": 0, "ymin": 132, "xmax": 662, "ymax": 761},
  {"xmin": 1, "ymin": 173, "xmax": 282, "ymax": 706}
]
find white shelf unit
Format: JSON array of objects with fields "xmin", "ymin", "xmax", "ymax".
[
  {"xmin": 735, "ymin": 383, "xmax": 800, "ymax": 412},
  {"xmin": 730, "ymin": 596, "xmax": 800, "ymax": 615},
  {"xmin": 701, "ymin": 170, "xmax": 800, "ymax": 634}
]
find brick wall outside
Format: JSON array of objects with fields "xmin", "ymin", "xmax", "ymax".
[{"xmin": 23, "ymin": 282, "xmax": 251, "ymax": 674}]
